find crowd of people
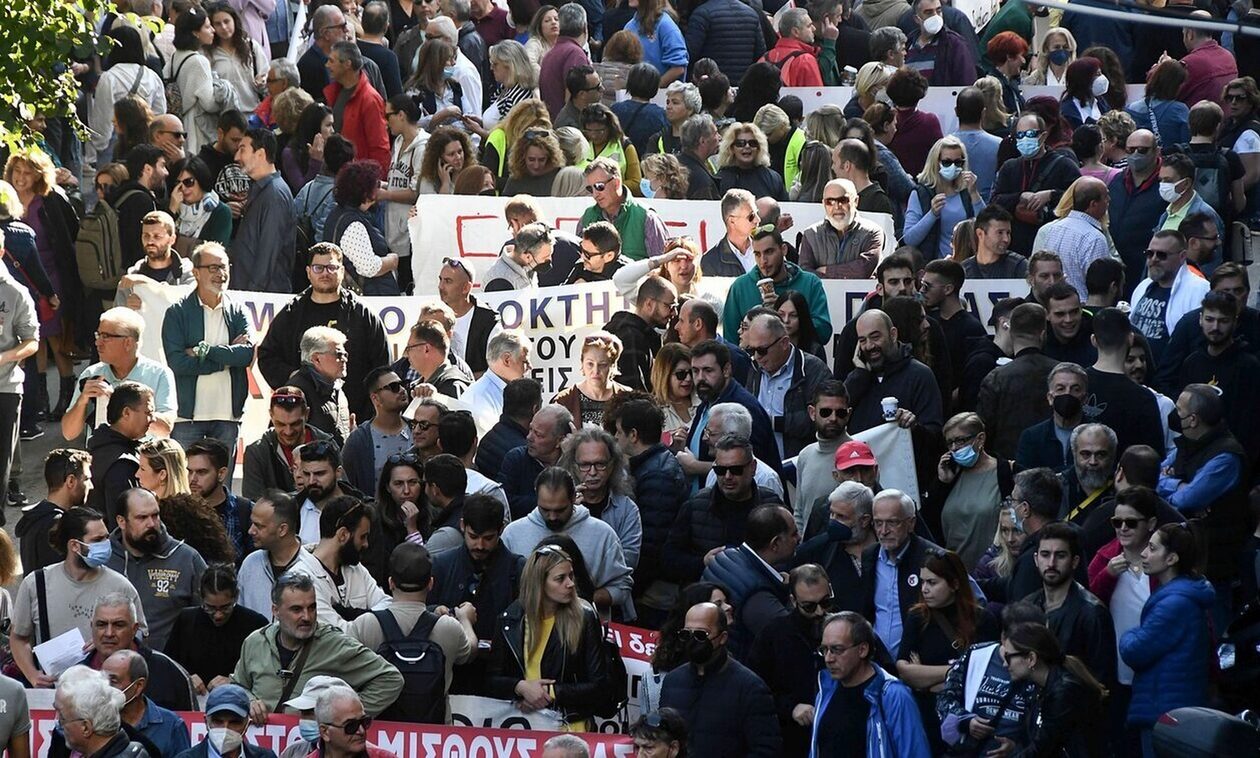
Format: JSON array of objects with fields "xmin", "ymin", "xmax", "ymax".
[{"xmin": 0, "ymin": 0, "xmax": 1257, "ymax": 755}]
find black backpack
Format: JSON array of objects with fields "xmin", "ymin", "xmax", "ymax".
[{"xmin": 371, "ymin": 610, "xmax": 447, "ymax": 723}]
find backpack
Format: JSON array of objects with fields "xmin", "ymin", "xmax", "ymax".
[
  {"xmin": 165, "ymin": 53, "xmax": 193, "ymax": 116},
  {"xmin": 294, "ymin": 183, "xmax": 334, "ymax": 277},
  {"xmin": 75, "ymin": 188, "xmax": 147, "ymax": 291},
  {"xmin": 761, "ymin": 49, "xmax": 809, "ymax": 75},
  {"xmin": 371, "ymin": 609, "xmax": 448, "ymax": 724},
  {"xmin": 1169, "ymin": 143, "xmax": 1232, "ymax": 220}
]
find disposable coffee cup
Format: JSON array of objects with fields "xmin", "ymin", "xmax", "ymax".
[
  {"xmin": 881, "ymin": 396, "xmax": 899, "ymax": 421},
  {"xmin": 757, "ymin": 278, "xmax": 776, "ymax": 298}
]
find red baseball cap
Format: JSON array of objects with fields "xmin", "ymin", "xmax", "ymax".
[{"xmin": 834, "ymin": 441, "xmax": 877, "ymax": 470}]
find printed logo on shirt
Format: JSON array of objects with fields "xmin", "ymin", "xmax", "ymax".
[
  {"xmin": 215, "ymin": 165, "xmax": 252, "ymax": 199},
  {"xmin": 147, "ymin": 568, "xmax": 183, "ymax": 598}
]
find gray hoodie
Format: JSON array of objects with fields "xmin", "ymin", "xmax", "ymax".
[
  {"xmin": 106, "ymin": 529, "xmax": 207, "ymax": 651},
  {"xmin": 0, "ymin": 265, "xmax": 38, "ymax": 394},
  {"xmin": 501, "ymin": 504, "xmax": 635, "ymax": 619}
]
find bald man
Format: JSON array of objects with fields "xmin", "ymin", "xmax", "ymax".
[
  {"xmin": 842, "ymin": 309, "xmax": 943, "ymax": 436},
  {"xmin": 1031, "ymin": 176, "xmax": 1111, "ymax": 299},
  {"xmin": 148, "ymin": 114, "xmax": 187, "ymax": 165}
]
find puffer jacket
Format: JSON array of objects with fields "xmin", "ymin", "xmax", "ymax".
[
  {"xmin": 659, "ymin": 651, "xmax": 781, "ymax": 757},
  {"xmin": 1119, "ymin": 576, "xmax": 1216, "ymax": 726},
  {"xmin": 702, "ymin": 544, "xmax": 791, "ymax": 659},
  {"xmin": 485, "ymin": 601, "xmax": 613, "ymax": 723},
  {"xmin": 743, "ymin": 348, "xmax": 835, "ymax": 459},
  {"xmin": 685, "ymin": 0, "xmax": 767, "ymax": 82},
  {"xmin": 629, "ymin": 443, "xmax": 688, "ymax": 589},
  {"xmin": 476, "ymin": 415, "xmax": 528, "ymax": 484},
  {"xmin": 663, "ymin": 486, "xmax": 784, "ymax": 584}
]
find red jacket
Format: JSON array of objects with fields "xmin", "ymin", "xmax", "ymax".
[
  {"xmin": 323, "ymin": 70, "xmax": 391, "ymax": 174},
  {"xmin": 1087, "ymin": 537, "xmax": 1160, "ymax": 604},
  {"xmin": 1178, "ymin": 40, "xmax": 1238, "ymax": 108},
  {"xmin": 762, "ymin": 37, "xmax": 823, "ymax": 87}
]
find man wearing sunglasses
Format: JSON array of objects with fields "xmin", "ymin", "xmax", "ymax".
[
  {"xmin": 1128, "ymin": 230, "xmax": 1210, "ymax": 368},
  {"xmin": 701, "ymin": 189, "xmax": 761, "ymax": 277},
  {"xmin": 798, "ymin": 178, "xmax": 886, "ymax": 280},
  {"xmin": 1108, "ymin": 129, "xmax": 1164, "ymax": 296},
  {"xmin": 341, "ymin": 367, "xmax": 413, "ymax": 494},
  {"xmin": 793, "ymin": 382, "xmax": 854, "ymax": 534},
  {"xmin": 577, "ymin": 157, "xmax": 668, "ymax": 261},
  {"xmin": 742, "ymin": 313, "xmax": 834, "ymax": 460}
]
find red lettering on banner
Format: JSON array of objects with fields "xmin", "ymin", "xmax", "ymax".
[{"xmin": 455, "ymin": 215, "xmax": 504, "ymax": 258}]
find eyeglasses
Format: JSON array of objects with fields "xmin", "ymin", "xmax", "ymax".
[
  {"xmin": 410, "ymin": 419, "xmax": 436, "ymax": 432},
  {"xmin": 320, "ymin": 349, "xmax": 349, "ymax": 361},
  {"xmin": 1001, "ymin": 650, "xmax": 1030, "ymax": 666},
  {"xmin": 1144, "ymin": 248, "xmax": 1172, "ymax": 261},
  {"xmin": 159, "ymin": 130, "xmax": 187, "ymax": 140},
  {"xmin": 271, "ymin": 391, "xmax": 306, "ymax": 408},
  {"xmin": 818, "ymin": 643, "xmax": 859, "ymax": 657},
  {"xmin": 815, "ymin": 406, "xmax": 849, "ymax": 419},
  {"xmin": 945, "ymin": 433, "xmax": 977, "ymax": 449},
  {"xmin": 202, "ymin": 600, "xmax": 236, "ymax": 616},
  {"xmin": 581, "ymin": 84, "xmax": 603, "ymax": 93},
  {"xmin": 797, "ymin": 594, "xmax": 836, "ymax": 614},
  {"xmin": 727, "ymin": 212, "xmax": 758, "ymax": 224},
  {"xmin": 672, "ymin": 369, "xmax": 690, "ymax": 381},
  {"xmin": 713, "ymin": 464, "xmax": 747, "ymax": 477},
  {"xmin": 374, "ymin": 380, "xmax": 406, "ymax": 394},
  {"xmin": 823, "ymin": 196, "xmax": 852, "ymax": 207},
  {"xmin": 939, "ymin": 158, "xmax": 966, "ymax": 168},
  {"xmin": 580, "ymin": 247, "xmax": 608, "ymax": 261},
  {"xmin": 94, "ymin": 330, "xmax": 130, "ymax": 341},
  {"xmin": 748, "ymin": 334, "xmax": 787, "ymax": 358},
  {"xmin": 1126, "ymin": 146, "xmax": 1153, "ymax": 155},
  {"xmin": 1110, "ymin": 517, "xmax": 1144, "ymax": 529},
  {"xmin": 179, "ymin": 177, "xmax": 197, "ymax": 188},
  {"xmin": 675, "ymin": 629, "xmax": 712, "ymax": 643},
  {"xmin": 872, "ymin": 517, "xmax": 911, "ymax": 530},
  {"xmin": 195, "ymin": 263, "xmax": 229, "ymax": 273},
  {"xmin": 323, "ymin": 716, "xmax": 372, "ymax": 734},
  {"xmin": 583, "ymin": 181, "xmax": 609, "ymax": 194},
  {"xmin": 309, "ymin": 263, "xmax": 342, "ymax": 274},
  {"xmin": 1014, "ymin": 129, "xmax": 1042, "ymax": 139},
  {"xmin": 733, "ymin": 139, "xmax": 757, "ymax": 148},
  {"xmin": 576, "ymin": 460, "xmax": 610, "ymax": 472}
]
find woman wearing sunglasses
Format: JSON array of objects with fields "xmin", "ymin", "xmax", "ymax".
[
  {"xmin": 897, "ymin": 549, "xmax": 999, "ymax": 757},
  {"xmin": 581, "ymin": 104, "xmax": 643, "ymax": 196},
  {"xmin": 904, "ymin": 136, "xmax": 984, "ymax": 261},
  {"xmin": 715, "ymin": 123, "xmax": 788, "ymax": 202},
  {"xmin": 486, "ymin": 543, "xmax": 612, "ymax": 730},
  {"xmin": 169, "ymin": 156, "xmax": 233, "ymax": 248},
  {"xmin": 649, "ymin": 343, "xmax": 698, "ymax": 439}
]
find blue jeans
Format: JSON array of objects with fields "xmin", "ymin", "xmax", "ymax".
[{"xmin": 172, "ymin": 421, "xmax": 240, "ymax": 482}]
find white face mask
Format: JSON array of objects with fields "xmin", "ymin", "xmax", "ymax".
[
  {"xmin": 1091, "ymin": 75, "xmax": 1109, "ymax": 98},
  {"xmin": 1158, "ymin": 180, "xmax": 1182, "ymax": 203},
  {"xmin": 208, "ymin": 727, "xmax": 244, "ymax": 754},
  {"xmin": 922, "ymin": 14, "xmax": 944, "ymax": 35}
]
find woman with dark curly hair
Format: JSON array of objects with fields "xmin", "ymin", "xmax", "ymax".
[
  {"xmin": 418, "ymin": 127, "xmax": 475, "ymax": 194},
  {"xmin": 363, "ymin": 453, "xmax": 429, "ymax": 587},
  {"xmin": 280, "ymin": 102, "xmax": 333, "ymax": 193},
  {"xmin": 503, "ymin": 128, "xmax": 564, "ymax": 196},
  {"xmin": 321, "ymin": 159, "xmax": 400, "ymax": 295},
  {"xmin": 775, "ymin": 290, "xmax": 827, "ymax": 360},
  {"xmin": 161, "ymin": 493, "xmax": 237, "ymax": 564},
  {"xmin": 886, "ymin": 67, "xmax": 943, "ymax": 176},
  {"xmin": 205, "ymin": 1, "xmax": 268, "ymax": 110},
  {"xmin": 1060, "ymin": 57, "xmax": 1111, "ymax": 130}
]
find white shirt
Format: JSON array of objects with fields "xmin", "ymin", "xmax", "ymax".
[
  {"xmin": 728, "ymin": 238, "xmax": 756, "ymax": 273},
  {"xmin": 453, "ymin": 305, "xmax": 503, "ymax": 370},
  {"xmin": 1111, "ymin": 568, "xmax": 1151, "ymax": 685},
  {"xmin": 465, "ymin": 369, "xmax": 508, "ymax": 436},
  {"xmin": 289, "ymin": 546, "xmax": 391, "ymax": 631},
  {"xmin": 191, "ymin": 297, "xmax": 236, "ymax": 421}
]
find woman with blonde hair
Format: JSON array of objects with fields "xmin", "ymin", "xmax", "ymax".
[
  {"xmin": 552, "ymin": 332, "xmax": 634, "ymax": 427},
  {"xmin": 613, "ymin": 237, "xmax": 720, "ymax": 314},
  {"xmin": 271, "ymin": 87, "xmax": 315, "ymax": 140},
  {"xmin": 716, "ymin": 122, "xmax": 786, "ymax": 200},
  {"xmin": 137, "ymin": 438, "xmax": 192, "ymax": 499},
  {"xmin": 640, "ymin": 153, "xmax": 689, "ymax": 199},
  {"xmin": 845, "ymin": 62, "xmax": 892, "ymax": 118},
  {"xmin": 950, "ymin": 218, "xmax": 978, "ymax": 263},
  {"xmin": 904, "ymin": 136, "xmax": 985, "ymax": 260},
  {"xmin": 504, "ymin": 129, "xmax": 565, "ymax": 196},
  {"xmin": 650, "ymin": 342, "xmax": 698, "ymax": 436},
  {"xmin": 466, "ymin": 40, "xmax": 538, "ymax": 139},
  {"xmin": 974, "ymin": 76, "xmax": 1012, "ymax": 137},
  {"xmin": 803, "ymin": 104, "xmax": 848, "ymax": 149},
  {"xmin": 418, "ymin": 127, "xmax": 475, "ymax": 194},
  {"xmin": 484, "ymin": 98, "xmax": 552, "ymax": 186},
  {"xmin": 1025, "ymin": 27, "xmax": 1077, "ymax": 86},
  {"xmin": 4, "ymin": 150, "xmax": 81, "ymax": 424},
  {"xmin": 973, "ymin": 506, "xmax": 1026, "ymax": 615},
  {"xmin": 551, "ymin": 166, "xmax": 587, "ymax": 197},
  {"xmin": 554, "ymin": 126, "xmax": 590, "ymax": 168},
  {"xmin": 487, "ymin": 539, "xmax": 611, "ymax": 730},
  {"xmin": 524, "ymin": 5, "xmax": 560, "ymax": 70}
]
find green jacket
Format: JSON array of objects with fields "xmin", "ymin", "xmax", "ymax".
[
  {"xmin": 231, "ymin": 622, "xmax": 404, "ymax": 715},
  {"xmin": 579, "ymin": 193, "xmax": 650, "ymax": 260},
  {"xmin": 722, "ymin": 262, "xmax": 833, "ymax": 344},
  {"xmin": 161, "ymin": 290, "xmax": 254, "ymax": 420}
]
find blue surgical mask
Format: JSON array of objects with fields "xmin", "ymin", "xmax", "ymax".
[
  {"xmin": 938, "ymin": 164, "xmax": 961, "ymax": 182},
  {"xmin": 639, "ymin": 178, "xmax": 656, "ymax": 198},
  {"xmin": 299, "ymin": 719, "xmax": 320, "ymax": 743},
  {"xmin": 952, "ymin": 445, "xmax": 979, "ymax": 468},
  {"xmin": 442, "ymin": 66, "xmax": 456, "ymax": 79},
  {"xmin": 1047, "ymin": 49, "xmax": 1071, "ymax": 67},
  {"xmin": 79, "ymin": 539, "xmax": 112, "ymax": 568},
  {"xmin": 1016, "ymin": 136, "xmax": 1041, "ymax": 158}
]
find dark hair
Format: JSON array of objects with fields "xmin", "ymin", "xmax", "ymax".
[
  {"xmin": 886, "ymin": 67, "xmax": 929, "ymax": 108},
  {"xmin": 955, "ymin": 86, "xmax": 986, "ymax": 125},
  {"xmin": 293, "ymin": 103, "xmax": 333, "ymax": 174},
  {"xmin": 48, "ymin": 507, "xmax": 105, "ymax": 555},
  {"xmin": 1202, "ymin": 289, "xmax": 1240, "ymax": 318},
  {"xmin": 629, "ymin": 707, "xmax": 688, "ymax": 749},
  {"xmin": 361, "ymin": 0, "xmax": 390, "ymax": 34},
  {"xmin": 1071, "ymin": 124, "xmax": 1104, "ymax": 164},
  {"xmin": 975, "ymin": 204, "xmax": 1013, "ymax": 231},
  {"xmin": 1001, "ymin": 600, "xmax": 1047, "ymax": 627},
  {"xmin": 388, "ymin": 92, "xmax": 424, "ymax": 123},
  {"xmin": 626, "ymin": 63, "xmax": 661, "ymax": 100},
  {"xmin": 535, "ymin": 533, "xmax": 596, "ymax": 601},
  {"xmin": 683, "ymin": 297, "xmax": 719, "ymax": 336},
  {"xmin": 200, "ymin": 563, "xmax": 240, "ymax": 598},
  {"xmin": 261, "ymin": 489, "xmax": 299, "ymax": 534},
  {"xmin": 333, "ymin": 159, "xmax": 382, "ymax": 207},
  {"xmin": 106, "ymin": 382, "xmax": 151, "ymax": 426},
  {"xmin": 746, "ymin": 505, "xmax": 791, "ymax": 551},
  {"xmin": 243, "ymin": 127, "xmax": 278, "ymax": 163},
  {"xmin": 773, "ymin": 290, "xmax": 822, "ymax": 351},
  {"xmin": 176, "ymin": 155, "xmax": 215, "ymax": 193},
  {"xmin": 924, "ymin": 258, "xmax": 964, "ymax": 294},
  {"xmin": 697, "ymin": 71, "xmax": 731, "ymax": 112},
  {"xmin": 174, "ymin": 6, "xmax": 211, "ymax": 50},
  {"xmin": 162, "ymin": 493, "xmax": 236, "ymax": 563},
  {"xmin": 44, "ymin": 448, "xmax": 91, "ymax": 492},
  {"xmin": 1044, "ymin": 281, "xmax": 1080, "ymax": 306},
  {"xmin": 299, "ymin": 440, "xmax": 341, "ymax": 470},
  {"xmin": 581, "ymin": 220, "xmax": 621, "ymax": 254},
  {"xmin": 1146, "ymin": 58, "xmax": 1188, "ymax": 101},
  {"xmin": 375, "ymin": 456, "xmax": 424, "ymax": 536},
  {"xmin": 186, "ymin": 437, "xmax": 230, "ymax": 472},
  {"xmin": 1092, "ymin": 307, "xmax": 1132, "ymax": 352},
  {"xmin": 1118, "ymin": 445, "xmax": 1161, "ymax": 489},
  {"xmin": 1063, "ymin": 56, "xmax": 1103, "ymax": 103},
  {"xmin": 1015, "ymin": 467, "xmax": 1063, "ymax": 520},
  {"xmin": 822, "ymin": 611, "xmax": 877, "ymax": 662},
  {"xmin": 217, "ymin": 109, "xmax": 249, "ymax": 134},
  {"xmin": 462, "ymin": 494, "xmax": 504, "ymax": 534},
  {"xmin": 777, "ymin": 94, "xmax": 803, "ymax": 123},
  {"xmin": 1085, "ymin": 257, "xmax": 1125, "ymax": 297},
  {"xmin": 124, "ymin": 144, "xmax": 165, "ymax": 184},
  {"xmin": 1038, "ymin": 521, "xmax": 1082, "ymax": 559},
  {"xmin": 1155, "ymin": 522, "xmax": 1201, "ymax": 577},
  {"xmin": 875, "ymin": 252, "xmax": 915, "ymax": 283},
  {"xmin": 611, "ymin": 398, "xmax": 663, "ymax": 446},
  {"xmin": 1163, "ymin": 153, "xmax": 1196, "ymax": 181},
  {"xmin": 731, "ymin": 62, "xmax": 783, "ymax": 123},
  {"xmin": 324, "ymin": 134, "xmax": 357, "ymax": 174},
  {"xmin": 652, "ymin": 580, "xmax": 732, "ymax": 672},
  {"xmin": 910, "ymin": 549, "xmax": 980, "ymax": 647},
  {"xmin": 318, "ymin": 495, "xmax": 370, "ymax": 539},
  {"xmin": 438, "ymin": 410, "xmax": 477, "ymax": 459},
  {"xmin": 1005, "ymin": 621, "xmax": 1109, "ymax": 697},
  {"xmin": 1211, "ymin": 261, "xmax": 1250, "ymax": 290},
  {"xmin": 690, "ymin": 339, "xmax": 731, "ymax": 368},
  {"xmin": 424, "ymin": 454, "xmax": 467, "ymax": 499},
  {"xmin": 565, "ymin": 64, "xmax": 596, "ymax": 97},
  {"xmin": 535, "ymin": 466, "xmax": 576, "ymax": 501},
  {"xmin": 503, "ymin": 378, "xmax": 544, "ymax": 419},
  {"xmin": 1114, "ymin": 485, "xmax": 1160, "ymax": 520},
  {"xmin": 1179, "ymin": 211, "xmax": 1219, "ymax": 242},
  {"xmin": 106, "ymin": 26, "xmax": 147, "ymax": 67}
]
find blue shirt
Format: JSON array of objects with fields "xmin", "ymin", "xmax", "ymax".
[
  {"xmin": 70, "ymin": 356, "xmax": 178, "ymax": 438},
  {"xmin": 952, "ymin": 129, "xmax": 1002, "ymax": 200},
  {"xmin": 626, "ymin": 14, "xmax": 688, "ymax": 74},
  {"xmin": 874, "ymin": 539, "xmax": 912, "ymax": 658},
  {"xmin": 135, "ymin": 697, "xmax": 191, "ymax": 758},
  {"xmin": 1158, "ymin": 446, "xmax": 1243, "ymax": 514}
]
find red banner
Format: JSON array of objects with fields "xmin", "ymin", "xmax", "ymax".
[
  {"xmin": 607, "ymin": 623, "xmax": 659, "ymax": 664},
  {"xmin": 30, "ymin": 711, "xmax": 634, "ymax": 757}
]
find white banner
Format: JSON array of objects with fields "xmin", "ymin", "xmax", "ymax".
[{"xmin": 853, "ymin": 423, "xmax": 920, "ymax": 509}]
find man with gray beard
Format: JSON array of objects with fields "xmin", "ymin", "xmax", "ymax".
[{"xmin": 1059, "ymin": 423, "xmax": 1117, "ymax": 527}]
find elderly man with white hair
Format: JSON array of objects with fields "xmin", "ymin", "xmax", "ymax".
[
  {"xmin": 798, "ymin": 178, "xmax": 886, "ymax": 279},
  {"xmin": 859, "ymin": 488, "xmax": 943, "ymax": 658},
  {"xmin": 53, "ymin": 665, "xmax": 150, "ymax": 757},
  {"xmin": 285, "ymin": 326, "xmax": 351, "ymax": 445},
  {"xmin": 62, "ymin": 306, "xmax": 177, "ymax": 441},
  {"xmin": 541, "ymin": 734, "xmax": 591, "ymax": 758},
  {"xmin": 314, "ymin": 685, "xmax": 393, "ymax": 758},
  {"xmin": 796, "ymin": 481, "xmax": 876, "ymax": 613},
  {"xmin": 464, "ymin": 329, "xmax": 534, "ymax": 435}
]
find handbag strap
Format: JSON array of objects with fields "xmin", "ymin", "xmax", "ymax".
[
  {"xmin": 273, "ymin": 638, "xmax": 313, "ymax": 712},
  {"xmin": 127, "ymin": 65, "xmax": 145, "ymax": 97},
  {"xmin": 35, "ymin": 568, "xmax": 50, "ymax": 645},
  {"xmin": 1147, "ymin": 97, "xmax": 1164, "ymax": 148}
]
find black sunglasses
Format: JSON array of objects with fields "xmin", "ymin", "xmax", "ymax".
[
  {"xmin": 1110, "ymin": 517, "xmax": 1144, "ymax": 529},
  {"xmin": 270, "ymin": 392, "xmax": 306, "ymax": 408},
  {"xmin": 323, "ymin": 716, "xmax": 372, "ymax": 734},
  {"xmin": 733, "ymin": 139, "xmax": 757, "ymax": 148},
  {"xmin": 675, "ymin": 629, "xmax": 712, "ymax": 643},
  {"xmin": 672, "ymin": 369, "xmax": 690, "ymax": 380},
  {"xmin": 816, "ymin": 406, "xmax": 850, "ymax": 419},
  {"xmin": 713, "ymin": 464, "xmax": 746, "ymax": 476},
  {"xmin": 584, "ymin": 181, "xmax": 609, "ymax": 194},
  {"xmin": 374, "ymin": 380, "xmax": 406, "ymax": 394},
  {"xmin": 748, "ymin": 334, "xmax": 786, "ymax": 358},
  {"xmin": 797, "ymin": 595, "xmax": 837, "ymax": 614},
  {"xmin": 939, "ymin": 157, "xmax": 966, "ymax": 168},
  {"xmin": 1144, "ymin": 248, "xmax": 1171, "ymax": 260}
]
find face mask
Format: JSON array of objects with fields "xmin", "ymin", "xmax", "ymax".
[
  {"xmin": 685, "ymin": 638, "xmax": 714, "ymax": 665},
  {"xmin": 442, "ymin": 66, "xmax": 456, "ymax": 79},
  {"xmin": 952, "ymin": 444, "xmax": 979, "ymax": 468},
  {"xmin": 1168, "ymin": 409, "xmax": 1184, "ymax": 434},
  {"xmin": 826, "ymin": 519, "xmax": 853, "ymax": 543},
  {"xmin": 299, "ymin": 719, "xmax": 321, "ymax": 743},
  {"xmin": 1091, "ymin": 75, "xmax": 1109, "ymax": 98},
  {"xmin": 208, "ymin": 727, "xmax": 244, "ymax": 754},
  {"xmin": 639, "ymin": 178, "xmax": 656, "ymax": 198},
  {"xmin": 78, "ymin": 539, "xmax": 112, "ymax": 569},
  {"xmin": 1127, "ymin": 151, "xmax": 1154, "ymax": 173},
  {"xmin": 938, "ymin": 164, "xmax": 962, "ymax": 182},
  {"xmin": 1008, "ymin": 505, "xmax": 1025, "ymax": 533},
  {"xmin": 120, "ymin": 680, "xmax": 142, "ymax": 707},
  {"xmin": 1158, "ymin": 181, "xmax": 1182, "ymax": 203},
  {"xmin": 1016, "ymin": 136, "xmax": 1041, "ymax": 158},
  {"xmin": 532, "ymin": 259, "xmax": 553, "ymax": 275},
  {"xmin": 922, "ymin": 14, "xmax": 944, "ymax": 35},
  {"xmin": 1047, "ymin": 49, "xmax": 1071, "ymax": 66},
  {"xmin": 1052, "ymin": 393, "xmax": 1082, "ymax": 419}
]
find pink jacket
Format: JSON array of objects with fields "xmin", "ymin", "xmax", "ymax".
[{"xmin": 1087, "ymin": 538, "xmax": 1160, "ymax": 604}]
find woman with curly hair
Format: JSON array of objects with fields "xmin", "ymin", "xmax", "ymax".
[
  {"xmin": 322, "ymin": 160, "xmax": 400, "ymax": 294},
  {"xmin": 886, "ymin": 67, "xmax": 943, "ymax": 176},
  {"xmin": 419, "ymin": 126, "xmax": 475, "ymax": 194},
  {"xmin": 503, "ymin": 128, "xmax": 564, "ymax": 196},
  {"xmin": 775, "ymin": 290, "xmax": 827, "ymax": 360},
  {"xmin": 4, "ymin": 151, "xmax": 81, "ymax": 425},
  {"xmin": 640, "ymin": 152, "xmax": 689, "ymax": 199},
  {"xmin": 613, "ymin": 237, "xmax": 717, "ymax": 314},
  {"xmin": 716, "ymin": 123, "xmax": 786, "ymax": 201},
  {"xmin": 483, "ymin": 98, "xmax": 552, "ymax": 186},
  {"xmin": 270, "ymin": 87, "xmax": 315, "ymax": 151},
  {"xmin": 161, "ymin": 493, "xmax": 237, "ymax": 564},
  {"xmin": 582, "ymin": 103, "xmax": 642, "ymax": 193},
  {"xmin": 205, "ymin": 1, "xmax": 268, "ymax": 110},
  {"xmin": 280, "ymin": 103, "xmax": 333, "ymax": 193},
  {"xmin": 552, "ymin": 332, "xmax": 634, "ymax": 426},
  {"xmin": 1060, "ymin": 57, "xmax": 1112, "ymax": 129}
]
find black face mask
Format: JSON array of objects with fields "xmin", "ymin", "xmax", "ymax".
[
  {"xmin": 1168, "ymin": 409, "xmax": 1184, "ymax": 434},
  {"xmin": 533, "ymin": 259, "xmax": 553, "ymax": 275},
  {"xmin": 1052, "ymin": 393, "xmax": 1082, "ymax": 419},
  {"xmin": 794, "ymin": 609, "xmax": 826, "ymax": 641},
  {"xmin": 685, "ymin": 638, "xmax": 714, "ymax": 665}
]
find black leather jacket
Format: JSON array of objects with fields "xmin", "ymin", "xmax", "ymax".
[{"xmin": 1015, "ymin": 665, "xmax": 1106, "ymax": 758}]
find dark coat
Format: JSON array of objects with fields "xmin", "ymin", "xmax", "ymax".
[
  {"xmin": 476, "ymin": 415, "xmax": 528, "ymax": 482},
  {"xmin": 659, "ymin": 652, "xmax": 781, "ymax": 757},
  {"xmin": 861, "ymin": 535, "xmax": 942, "ymax": 641},
  {"xmin": 664, "ymin": 486, "xmax": 784, "ymax": 584},
  {"xmin": 1015, "ymin": 418, "xmax": 1070, "ymax": 472},
  {"xmin": 15, "ymin": 500, "xmax": 63, "ymax": 574},
  {"xmin": 958, "ymin": 337, "xmax": 1007, "ymax": 412},
  {"xmin": 486, "ymin": 601, "xmax": 613, "ymax": 722},
  {"xmin": 991, "ymin": 152, "xmax": 1082, "ymax": 256},
  {"xmin": 431, "ymin": 542, "xmax": 525, "ymax": 643},
  {"xmin": 700, "ymin": 236, "xmax": 750, "ymax": 278},
  {"xmin": 975, "ymin": 347, "xmax": 1058, "ymax": 460},
  {"xmin": 794, "ymin": 533, "xmax": 866, "ymax": 614},
  {"xmin": 285, "ymin": 364, "xmax": 350, "ymax": 446},
  {"xmin": 24, "ymin": 191, "xmax": 83, "ymax": 326},
  {"xmin": 702, "ymin": 544, "xmax": 792, "ymax": 658},
  {"xmin": 87, "ymin": 425, "xmax": 141, "ymax": 522},
  {"xmin": 1015, "ymin": 665, "xmax": 1107, "ymax": 758},
  {"xmin": 684, "ymin": 377, "xmax": 783, "ymax": 477},
  {"xmin": 845, "ymin": 342, "xmax": 944, "ymax": 436},
  {"xmin": 241, "ymin": 425, "xmax": 335, "ymax": 500},
  {"xmin": 1155, "ymin": 305, "xmax": 1260, "ymax": 397},
  {"xmin": 684, "ymin": 0, "xmax": 768, "ymax": 82},
  {"xmin": 747, "ymin": 612, "xmax": 825, "ymax": 756},
  {"xmin": 1029, "ymin": 581, "xmax": 1117, "ymax": 686},
  {"xmin": 680, "ymin": 151, "xmax": 721, "ymax": 200},
  {"xmin": 1108, "ymin": 167, "xmax": 1166, "ymax": 299},
  {"xmin": 112, "ymin": 180, "xmax": 158, "ymax": 272},
  {"xmin": 461, "ymin": 297, "xmax": 500, "ymax": 375},
  {"xmin": 603, "ymin": 310, "xmax": 660, "ymax": 392},
  {"xmin": 499, "ymin": 446, "xmax": 546, "ymax": 520},
  {"xmin": 743, "ymin": 348, "xmax": 835, "ymax": 458},
  {"xmin": 628, "ymin": 443, "xmax": 689, "ymax": 590}
]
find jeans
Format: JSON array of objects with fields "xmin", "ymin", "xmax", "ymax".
[{"xmin": 172, "ymin": 420, "xmax": 240, "ymax": 481}]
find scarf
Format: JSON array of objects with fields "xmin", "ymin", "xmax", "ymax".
[
  {"xmin": 178, "ymin": 189, "xmax": 222, "ymax": 237},
  {"xmin": 494, "ymin": 85, "xmax": 532, "ymax": 120}
]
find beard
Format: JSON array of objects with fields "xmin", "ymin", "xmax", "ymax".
[
  {"xmin": 338, "ymin": 541, "xmax": 362, "ymax": 566},
  {"xmin": 817, "ymin": 420, "xmax": 844, "ymax": 440},
  {"xmin": 1077, "ymin": 466, "xmax": 1111, "ymax": 492},
  {"xmin": 132, "ymin": 527, "xmax": 164, "ymax": 555}
]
